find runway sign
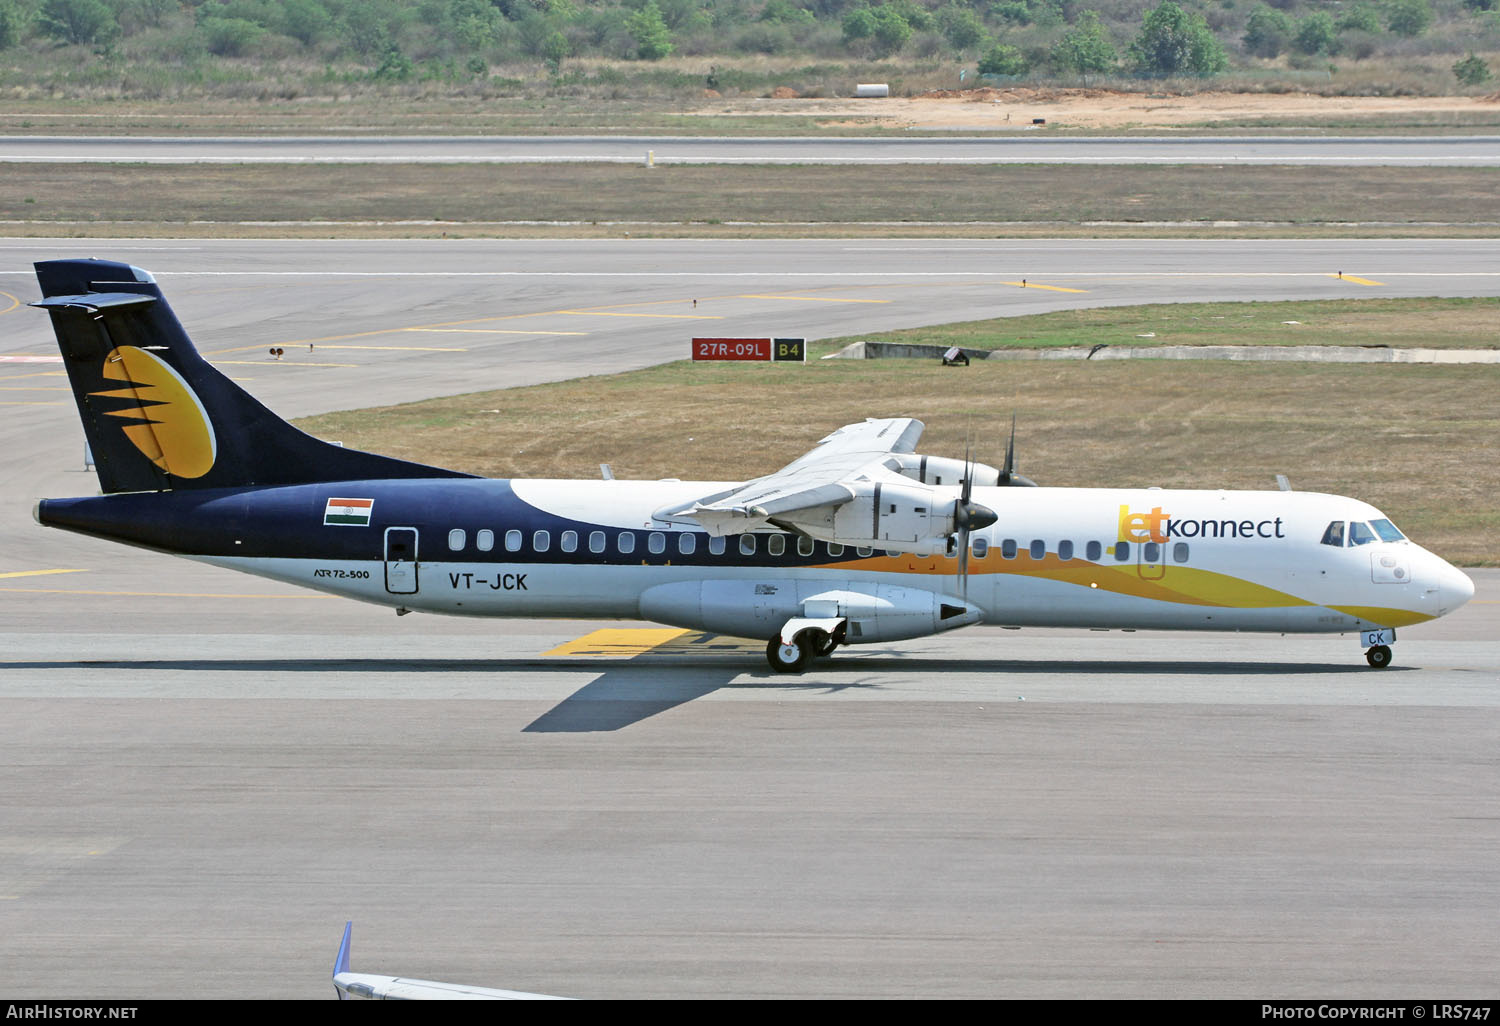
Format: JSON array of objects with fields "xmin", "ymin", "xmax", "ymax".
[{"xmin": 692, "ymin": 337, "xmax": 805, "ymax": 363}]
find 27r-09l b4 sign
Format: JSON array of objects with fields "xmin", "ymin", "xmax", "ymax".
[{"xmin": 692, "ymin": 337, "xmax": 805, "ymax": 362}]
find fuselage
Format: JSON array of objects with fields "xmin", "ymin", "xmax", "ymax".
[{"xmin": 36, "ymin": 477, "xmax": 1474, "ymax": 643}]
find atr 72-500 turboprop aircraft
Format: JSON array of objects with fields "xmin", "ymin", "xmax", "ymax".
[{"xmin": 30, "ymin": 259, "xmax": 1474, "ymax": 672}]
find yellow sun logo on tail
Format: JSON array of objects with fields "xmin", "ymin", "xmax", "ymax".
[{"xmin": 89, "ymin": 346, "xmax": 217, "ymax": 479}]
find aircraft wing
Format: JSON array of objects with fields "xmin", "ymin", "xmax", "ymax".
[
  {"xmin": 664, "ymin": 418, "xmax": 925, "ymax": 536},
  {"xmin": 333, "ymin": 922, "xmax": 570, "ymax": 1000}
]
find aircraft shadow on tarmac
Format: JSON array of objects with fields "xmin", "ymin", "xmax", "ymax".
[{"xmin": 3, "ymin": 653, "xmax": 1385, "ymax": 733}]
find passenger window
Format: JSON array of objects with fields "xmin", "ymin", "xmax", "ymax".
[
  {"xmin": 827, "ymin": 542, "xmax": 844, "ymax": 557},
  {"xmin": 476, "ymin": 529, "xmax": 494, "ymax": 552},
  {"xmin": 648, "ymin": 532, "xmax": 666, "ymax": 554},
  {"xmin": 677, "ymin": 534, "xmax": 696, "ymax": 555},
  {"xmin": 1321, "ymin": 521, "xmax": 1346, "ymax": 547},
  {"xmin": 739, "ymin": 535, "xmax": 757, "ymax": 555},
  {"xmin": 1143, "ymin": 542, "xmax": 1160, "ymax": 563},
  {"xmin": 560, "ymin": 530, "xmax": 577, "ymax": 553},
  {"xmin": 1173, "ymin": 542, "xmax": 1190, "ymax": 563},
  {"xmin": 448, "ymin": 528, "xmax": 466, "ymax": 551},
  {"xmin": 856, "ymin": 545, "xmax": 872, "ymax": 557},
  {"xmin": 1058, "ymin": 540, "xmax": 1073, "ymax": 561},
  {"xmin": 618, "ymin": 532, "xmax": 635, "ymax": 554},
  {"xmin": 1114, "ymin": 542, "xmax": 1130, "ymax": 561},
  {"xmin": 1001, "ymin": 538, "xmax": 1017, "ymax": 560},
  {"xmin": 1349, "ymin": 521, "xmax": 1376, "ymax": 546},
  {"xmin": 973, "ymin": 537, "xmax": 988, "ymax": 559},
  {"xmin": 504, "ymin": 529, "xmax": 522, "ymax": 552},
  {"xmin": 1085, "ymin": 540, "xmax": 1102, "ymax": 561},
  {"xmin": 797, "ymin": 536, "xmax": 815, "ymax": 557},
  {"xmin": 1028, "ymin": 539, "xmax": 1046, "ymax": 560},
  {"xmin": 769, "ymin": 535, "xmax": 786, "ymax": 557},
  {"xmin": 532, "ymin": 530, "xmax": 550, "ymax": 552},
  {"xmin": 709, "ymin": 536, "xmax": 725, "ymax": 555},
  {"xmin": 589, "ymin": 531, "xmax": 605, "ymax": 553}
]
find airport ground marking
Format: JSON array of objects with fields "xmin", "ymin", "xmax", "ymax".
[
  {"xmin": 0, "ymin": 290, "xmax": 20, "ymax": 316},
  {"xmin": 556, "ymin": 310, "xmax": 723, "ymax": 320},
  {"xmin": 404, "ymin": 328, "xmax": 587, "ymax": 336},
  {"xmin": 739, "ymin": 294, "xmax": 892, "ymax": 304},
  {"xmin": 0, "ymin": 569, "xmax": 87, "ymax": 579},
  {"xmin": 1332, "ymin": 273, "xmax": 1386, "ymax": 286},
  {"xmin": 0, "ymin": 586, "xmax": 334, "ymax": 598},
  {"xmin": 999, "ymin": 281, "xmax": 1089, "ymax": 293},
  {"xmin": 296, "ymin": 343, "xmax": 469, "ymax": 352},
  {"xmin": 544, "ymin": 627, "xmax": 762, "ymax": 658}
]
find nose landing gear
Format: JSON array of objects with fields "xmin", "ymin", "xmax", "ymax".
[{"xmin": 1365, "ymin": 644, "xmax": 1392, "ymax": 669}]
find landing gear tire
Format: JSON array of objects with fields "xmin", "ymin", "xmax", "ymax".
[
  {"xmin": 766, "ymin": 636, "xmax": 811, "ymax": 674},
  {"xmin": 814, "ymin": 634, "xmax": 839, "ymax": 658},
  {"xmin": 1365, "ymin": 644, "xmax": 1393, "ymax": 669}
]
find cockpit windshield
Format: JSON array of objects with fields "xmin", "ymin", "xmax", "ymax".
[{"xmin": 1321, "ymin": 518, "xmax": 1406, "ymax": 547}]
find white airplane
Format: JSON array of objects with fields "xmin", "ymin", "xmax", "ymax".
[
  {"xmin": 332, "ymin": 922, "xmax": 568, "ymax": 1000},
  {"xmin": 30, "ymin": 258, "xmax": 1474, "ymax": 672}
]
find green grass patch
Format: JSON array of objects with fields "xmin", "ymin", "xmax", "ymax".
[{"xmin": 820, "ymin": 298, "xmax": 1500, "ymax": 351}]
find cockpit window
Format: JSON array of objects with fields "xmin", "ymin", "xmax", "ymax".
[
  {"xmin": 1320, "ymin": 521, "xmax": 1345, "ymax": 547},
  {"xmin": 1348, "ymin": 521, "xmax": 1376, "ymax": 546},
  {"xmin": 1370, "ymin": 518, "xmax": 1405, "ymax": 543}
]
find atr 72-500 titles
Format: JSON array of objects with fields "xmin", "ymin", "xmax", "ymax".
[{"xmin": 29, "ymin": 259, "xmax": 1473, "ymax": 672}]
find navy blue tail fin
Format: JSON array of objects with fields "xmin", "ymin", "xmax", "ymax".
[{"xmin": 33, "ymin": 259, "xmax": 472, "ymax": 494}]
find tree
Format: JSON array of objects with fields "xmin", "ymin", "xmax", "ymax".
[
  {"xmin": 938, "ymin": 5, "xmax": 986, "ymax": 50},
  {"xmin": 628, "ymin": 0, "xmax": 674, "ymax": 60},
  {"xmin": 1385, "ymin": 0, "xmax": 1432, "ymax": 37},
  {"xmin": 978, "ymin": 42, "xmax": 1028, "ymax": 76},
  {"xmin": 1242, "ymin": 4, "xmax": 1291, "ymax": 59},
  {"xmin": 1293, "ymin": 11, "xmax": 1338, "ymax": 56},
  {"xmin": 1453, "ymin": 54, "xmax": 1493, "ymax": 86},
  {"xmin": 869, "ymin": 6, "xmax": 912, "ymax": 56},
  {"xmin": 1127, "ymin": 1, "xmax": 1227, "ymax": 77},
  {"xmin": 0, "ymin": 0, "xmax": 20, "ymax": 51},
  {"xmin": 1053, "ymin": 10, "xmax": 1117, "ymax": 81},
  {"xmin": 38, "ymin": 0, "xmax": 119, "ymax": 46}
]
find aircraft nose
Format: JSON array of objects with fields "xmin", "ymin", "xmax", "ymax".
[{"xmin": 1441, "ymin": 561, "xmax": 1475, "ymax": 613}]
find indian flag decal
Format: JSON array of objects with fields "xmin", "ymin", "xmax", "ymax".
[{"xmin": 324, "ymin": 497, "xmax": 374, "ymax": 527}]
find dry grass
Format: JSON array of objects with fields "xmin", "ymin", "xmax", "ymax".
[
  {"xmin": 295, "ymin": 357, "xmax": 1500, "ymax": 566},
  {"xmin": 4, "ymin": 163, "xmax": 1500, "ymax": 230}
]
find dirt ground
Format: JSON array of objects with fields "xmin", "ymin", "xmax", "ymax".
[{"xmin": 723, "ymin": 87, "xmax": 1500, "ymax": 130}]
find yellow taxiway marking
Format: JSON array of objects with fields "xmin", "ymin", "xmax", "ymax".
[
  {"xmin": 293, "ymin": 344, "xmax": 468, "ymax": 352},
  {"xmin": 1332, "ymin": 274, "xmax": 1386, "ymax": 286},
  {"xmin": 0, "ymin": 569, "xmax": 87, "ymax": 579},
  {"xmin": 555, "ymin": 310, "xmax": 723, "ymax": 320},
  {"xmin": 213, "ymin": 360, "xmax": 357, "ymax": 368},
  {"xmin": 407, "ymin": 328, "xmax": 588, "ymax": 336},
  {"xmin": 0, "ymin": 586, "xmax": 332, "ymax": 598},
  {"xmin": 1000, "ymin": 281, "xmax": 1089, "ymax": 293},
  {"xmin": 543, "ymin": 627, "xmax": 762, "ymax": 658},
  {"xmin": 0, "ymin": 290, "xmax": 20, "ymax": 316},
  {"xmin": 0, "ymin": 370, "xmax": 65, "ymax": 381},
  {"xmin": 740, "ymin": 294, "xmax": 892, "ymax": 304}
]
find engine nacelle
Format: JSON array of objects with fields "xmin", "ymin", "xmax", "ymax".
[
  {"xmin": 639, "ymin": 579, "xmax": 982, "ymax": 643},
  {"xmin": 775, "ymin": 479, "xmax": 957, "ymax": 550},
  {"xmin": 888, "ymin": 454, "xmax": 1001, "ymax": 489}
]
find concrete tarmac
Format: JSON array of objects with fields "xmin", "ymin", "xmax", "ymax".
[{"xmin": 1, "ymin": 238, "xmax": 1496, "ymax": 999}]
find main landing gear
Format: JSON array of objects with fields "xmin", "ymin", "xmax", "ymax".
[{"xmin": 765, "ymin": 625, "xmax": 844, "ymax": 674}]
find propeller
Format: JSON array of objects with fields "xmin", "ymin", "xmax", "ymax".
[{"xmin": 953, "ymin": 433, "xmax": 997, "ymax": 600}]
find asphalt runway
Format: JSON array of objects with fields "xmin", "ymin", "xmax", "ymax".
[
  {"xmin": 5, "ymin": 134, "xmax": 1500, "ymax": 165},
  {"xmin": 1, "ymin": 238, "xmax": 1497, "ymax": 999}
]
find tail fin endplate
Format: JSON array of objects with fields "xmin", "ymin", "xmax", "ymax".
[{"xmin": 33, "ymin": 258, "xmax": 471, "ymax": 493}]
